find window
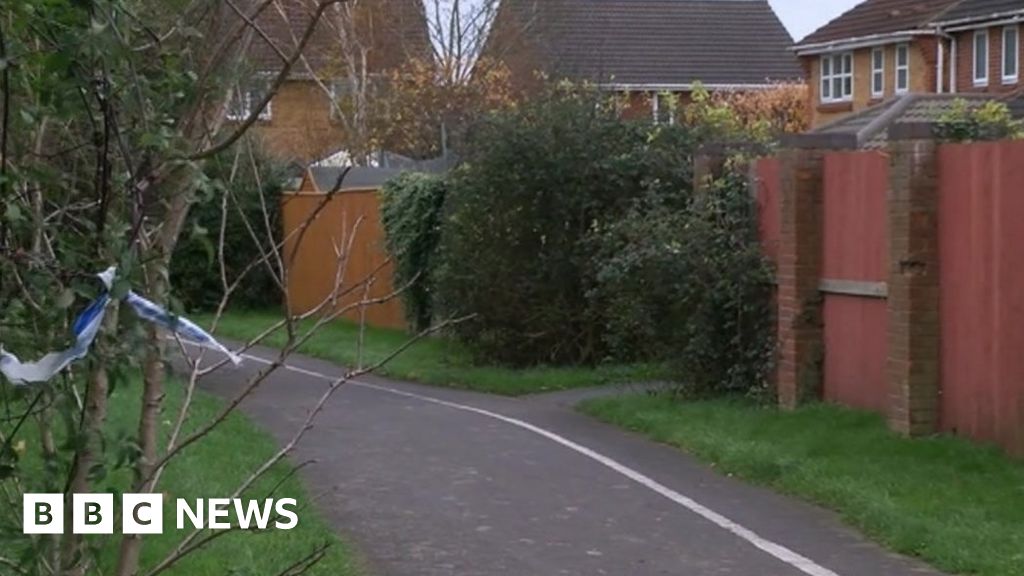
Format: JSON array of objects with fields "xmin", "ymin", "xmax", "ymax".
[
  {"xmin": 228, "ymin": 76, "xmax": 273, "ymax": 121},
  {"xmin": 1004, "ymin": 26, "xmax": 1019, "ymax": 83},
  {"xmin": 871, "ymin": 47, "xmax": 885, "ymax": 97},
  {"xmin": 975, "ymin": 30, "xmax": 989, "ymax": 85},
  {"xmin": 820, "ymin": 52, "xmax": 853, "ymax": 103},
  {"xmin": 895, "ymin": 43, "xmax": 910, "ymax": 94},
  {"xmin": 329, "ymin": 79, "xmax": 353, "ymax": 121},
  {"xmin": 652, "ymin": 92, "xmax": 676, "ymax": 124}
]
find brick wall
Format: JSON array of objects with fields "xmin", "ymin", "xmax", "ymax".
[
  {"xmin": 764, "ymin": 132, "xmax": 1024, "ymax": 454},
  {"xmin": 771, "ymin": 133, "xmax": 941, "ymax": 436},
  {"xmin": 248, "ymin": 80, "xmax": 348, "ymax": 164}
]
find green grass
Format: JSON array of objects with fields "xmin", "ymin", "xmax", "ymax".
[
  {"xmin": 202, "ymin": 310, "xmax": 668, "ymax": 396},
  {"xmin": 11, "ymin": 380, "xmax": 360, "ymax": 576},
  {"xmin": 580, "ymin": 395, "xmax": 1024, "ymax": 576}
]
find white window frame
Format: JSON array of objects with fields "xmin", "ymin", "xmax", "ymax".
[
  {"xmin": 820, "ymin": 52, "xmax": 854, "ymax": 103},
  {"xmin": 651, "ymin": 92, "xmax": 676, "ymax": 124},
  {"xmin": 228, "ymin": 76, "xmax": 273, "ymax": 122},
  {"xmin": 871, "ymin": 47, "xmax": 885, "ymax": 98},
  {"xmin": 1003, "ymin": 26, "xmax": 1019, "ymax": 84},
  {"xmin": 975, "ymin": 30, "xmax": 990, "ymax": 86},
  {"xmin": 895, "ymin": 43, "xmax": 910, "ymax": 94}
]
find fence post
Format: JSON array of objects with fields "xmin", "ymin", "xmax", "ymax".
[
  {"xmin": 776, "ymin": 146, "xmax": 825, "ymax": 409},
  {"xmin": 887, "ymin": 124, "xmax": 941, "ymax": 436}
]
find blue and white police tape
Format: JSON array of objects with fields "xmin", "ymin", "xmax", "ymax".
[{"xmin": 0, "ymin": 267, "xmax": 241, "ymax": 386}]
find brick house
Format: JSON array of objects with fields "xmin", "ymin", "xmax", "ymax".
[
  {"xmin": 798, "ymin": 0, "xmax": 1024, "ymax": 128},
  {"xmin": 938, "ymin": 1, "xmax": 1024, "ymax": 96},
  {"xmin": 484, "ymin": 0, "xmax": 802, "ymax": 122},
  {"xmin": 235, "ymin": 0, "xmax": 430, "ymax": 163}
]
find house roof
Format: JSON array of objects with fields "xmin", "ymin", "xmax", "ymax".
[
  {"xmin": 808, "ymin": 92, "xmax": 1024, "ymax": 148},
  {"xmin": 798, "ymin": 0, "xmax": 961, "ymax": 47},
  {"xmin": 492, "ymin": 0, "xmax": 801, "ymax": 88},
  {"xmin": 246, "ymin": 0, "xmax": 430, "ymax": 77},
  {"xmin": 937, "ymin": 0, "xmax": 1024, "ymax": 24}
]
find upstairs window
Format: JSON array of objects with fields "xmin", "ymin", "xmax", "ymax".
[
  {"xmin": 895, "ymin": 43, "xmax": 910, "ymax": 94},
  {"xmin": 821, "ymin": 52, "xmax": 853, "ymax": 103},
  {"xmin": 975, "ymin": 30, "xmax": 989, "ymax": 86},
  {"xmin": 1004, "ymin": 26, "xmax": 1019, "ymax": 83},
  {"xmin": 652, "ymin": 92, "xmax": 676, "ymax": 124},
  {"xmin": 871, "ymin": 47, "xmax": 885, "ymax": 97},
  {"xmin": 228, "ymin": 76, "xmax": 273, "ymax": 122}
]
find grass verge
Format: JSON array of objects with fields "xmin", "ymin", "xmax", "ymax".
[
  {"xmin": 202, "ymin": 310, "xmax": 667, "ymax": 396},
  {"xmin": 579, "ymin": 394, "xmax": 1024, "ymax": 576},
  {"xmin": 11, "ymin": 379, "xmax": 359, "ymax": 576}
]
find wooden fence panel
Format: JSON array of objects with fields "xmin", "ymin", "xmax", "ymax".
[
  {"xmin": 281, "ymin": 190, "xmax": 406, "ymax": 331},
  {"xmin": 820, "ymin": 151, "xmax": 889, "ymax": 413},
  {"xmin": 939, "ymin": 141, "xmax": 1024, "ymax": 454}
]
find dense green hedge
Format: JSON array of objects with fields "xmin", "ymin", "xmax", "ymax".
[
  {"xmin": 434, "ymin": 88, "xmax": 699, "ymax": 366},
  {"xmin": 591, "ymin": 166, "xmax": 775, "ymax": 394},
  {"xmin": 379, "ymin": 172, "xmax": 447, "ymax": 331},
  {"xmin": 379, "ymin": 85, "xmax": 776, "ymax": 394}
]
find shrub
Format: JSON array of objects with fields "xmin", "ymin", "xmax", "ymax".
[
  {"xmin": 710, "ymin": 82, "xmax": 810, "ymax": 135},
  {"xmin": 379, "ymin": 172, "xmax": 448, "ymax": 331},
  {"xmin": 935, "ymin": 99, "xmax": 1024, "ymax": 142},
  {"xmin": 171, "ymin": 145, "xmax": 289, "ymax": 311},
  {"xmin": 436, "ymin": 85, "xmax": 697, "ymax": 366},
  {"xmin": 591, "ymin": 164, "xmax": 775, "ymax": 395}
]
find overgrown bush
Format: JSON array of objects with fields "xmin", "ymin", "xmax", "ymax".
[
  {"xmin": 935, "ymin": 99, "xmax": 1024, "ymax": 142},
  {"xmin": 436, "ymin": 85, "xmax": 697, "ymax": 366},
  {"xmin": 432, "ymin": 83, "xmax": 776, "ymax": 395},
  {"xmin": 380, "ymin": 172, "xmax": 448, "ymax": 331},
  {"xmin": 171, "ymin": 144, "xmax": 289, "ymax": 311},
  {"xmin": 591, "ymin": 164, "xmax": 775, "ymax": 395}
]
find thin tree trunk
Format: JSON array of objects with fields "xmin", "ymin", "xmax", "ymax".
[
  {"xmin": 114, "ymin": 320, "xmax": 164, "ymax": 576},
  {"xmin": 63, "ymin": 319, "xmax": 114, "ymax": 575}
]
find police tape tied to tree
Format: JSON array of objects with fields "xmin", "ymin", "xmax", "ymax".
[{"xmin": 0, "ymin": 267, "xmax": 241, "ymax": 385}]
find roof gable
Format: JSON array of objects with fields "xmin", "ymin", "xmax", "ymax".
[
  {"xmin": 490, "ymin": 0, "xmax": 801, "ymax": 87},
  {"xmin": 798, "ymin": 0, "xmax": 961, "ymax": 46}
]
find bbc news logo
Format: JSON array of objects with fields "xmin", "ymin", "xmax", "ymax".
[{"xmin": 23, "ymin": 494, "xmax": 298, "ymax": 534}]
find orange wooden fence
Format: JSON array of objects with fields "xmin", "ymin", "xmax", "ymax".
[{"xmin": 281, "ymin": 188, "xmax": 406, "ymax": 330}]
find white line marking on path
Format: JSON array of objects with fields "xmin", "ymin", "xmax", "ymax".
[{"xmin": 219, "ymin": 348, "xmax": 841, "ymax": 576}]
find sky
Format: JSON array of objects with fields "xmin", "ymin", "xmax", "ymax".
[{"xmin": 767, "ymin": 0, "xmax": 863, "ymax": 41}]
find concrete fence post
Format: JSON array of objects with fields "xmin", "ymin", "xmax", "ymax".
[
  {"xmin": 776, "ymin": 147, "xmax": 825, "ymax": 409},
  {"xmin": 887, "ymin": 125, "xmax": 941, "ymax": 436}
]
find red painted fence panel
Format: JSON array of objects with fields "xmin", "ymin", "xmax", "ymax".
[
  {"xmin": 939, "ymin": 141, "xmax": 1024, "ymax": 454},
  {"xmin": 821, "ymin": 152, "xmax": 889, "ymax": 413}
]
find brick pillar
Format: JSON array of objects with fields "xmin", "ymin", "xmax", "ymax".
[
  {"xmin": 776, "ymin": 147, "xmax": 825, "ymax": 409},
  {"xmin": 887, "ymin": 135, "xmax": 940, "ymax": 436}
]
